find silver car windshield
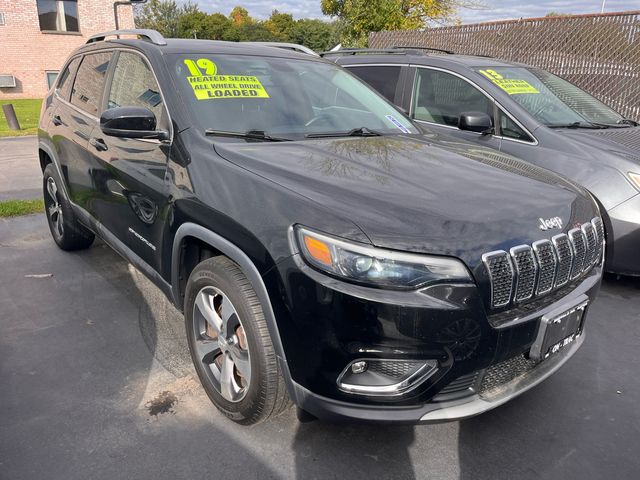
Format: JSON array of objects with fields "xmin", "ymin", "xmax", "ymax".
[
  {"xmin": 475, "ymin": 66, "xmax": 624, "ymax": 127},
  {"xmin": 171, "ymin": 54, "xmax": 418, "ymax": 140}
]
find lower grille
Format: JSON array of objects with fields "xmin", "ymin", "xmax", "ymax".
[
  {"xmin": 433, "ymin": 371, "xmax": 480, "ymax": 401},
  {"xmin": 367, "ymin": 361, "xmax": 422, "ymax": 379},
  {"xmin": 479, "ymin": 354, "xmax": 537, "ymax": 399}
]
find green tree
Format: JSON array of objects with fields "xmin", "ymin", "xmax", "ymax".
[
  {"xmin": 135, "ymin": 0, "xmax": 199, "ymax": 37},
  {"xmin": 232, "ymin": 22, "xmax": 279, "ymax": 41},
  {"xmin": 178, "ymin": 11, "xmax": 232, "ymax": 39},
  {"xmin": 229, "ymin": 6, "xmax": 252, "ymax": 25},
  {"xmin": 321, "ymin": 0, "xmax": 456, "ymax": 46},
  {"xmin": 290, "ymin": 19, "xmax": 340, "ymax": 51},
  {"xmin": 266, "ymin": 10, "xmax": 296, "ymax": 40}
]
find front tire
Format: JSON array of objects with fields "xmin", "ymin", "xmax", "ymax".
[
  {"xmin": 43, "ymin": 164, "xmax": 95, "ymax": 251},
  {"xmin": 184, "ymin": 256, "xmax": 290, "ymax": 424}
]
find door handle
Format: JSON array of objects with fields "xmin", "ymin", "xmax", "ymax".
[
  {"xmin": 89, "ymin": 137, "xmax": 108, "ymax": 152},
  {"xmin": 52, "ymin": 115, "xmax": 62, "ymax": 126}
]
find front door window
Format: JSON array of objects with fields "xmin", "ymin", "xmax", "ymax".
[{"xmin": 412, "ymin": 68, "xmax": 494, "ymax": 128}]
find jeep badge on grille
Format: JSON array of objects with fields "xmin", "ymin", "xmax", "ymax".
[{"xmin": 539, "ymin": 216, "xmax": 563, "ymax": 231}]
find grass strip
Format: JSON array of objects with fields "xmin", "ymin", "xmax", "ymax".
[
  {"xmin": 0, "ymin": 99, "xmax": 42, "ymax": 137},
  {"xmin": 0, "ymin": 199, "xmax": 45, "ymax": 217}
]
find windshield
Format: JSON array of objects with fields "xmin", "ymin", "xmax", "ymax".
[
  {"xmin": 475, "ymin": 66, "xmax": 624, "ymax": 126},
  {"xmin": 170, "ymin": 54, "xmax": 418, "ymax": 140}
]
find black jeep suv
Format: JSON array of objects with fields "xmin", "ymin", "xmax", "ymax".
[{"xmin": 38, "ymin": 29, "xmax": 604, "ymax": 425}]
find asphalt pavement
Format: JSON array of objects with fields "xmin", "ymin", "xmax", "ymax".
[
  {"xmin": 0, "ymin": 136, "xmax": 41, "ymax": 201},
  {"xmin": 1, "ymin": 213, "xmax": 639, "ymax": 480}
]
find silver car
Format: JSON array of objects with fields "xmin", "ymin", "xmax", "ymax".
[{"xmin": 328, "ymin": 48, "xmax": 640, "ymax": 275}]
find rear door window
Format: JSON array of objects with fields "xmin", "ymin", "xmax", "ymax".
[
  {"xmin": 412, "ymin": 68, "xmax": 494, "ymax": 127},
  {"xmin": 56, "ymin": 56, "xmax": 80, "ymax": 101},
  {"xmin": 70, "ymin": 51, "xmax": 112, "ymax": 116},
  {"xmin": 346, "ymin": 65, "xmax": 402, "ymax": 103}
]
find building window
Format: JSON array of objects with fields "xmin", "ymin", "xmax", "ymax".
[
  {"xmin": 46, "ymin": 71, "xmax": 59, "ymax": 90},
  {"xmin": 37, "ymin": 0, "xmax": 79, "ymax": 32}
]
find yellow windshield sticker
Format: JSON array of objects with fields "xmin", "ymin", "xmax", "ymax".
[
  {"xmin": 479, "ymin": 69, "xmax": 540, "ymax": 95},
  {"xmin": 184, "ymin": 59, "xmax": 270, "ymax": 101}
]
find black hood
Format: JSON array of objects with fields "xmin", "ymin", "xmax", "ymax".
[{"xmin": 214, "ymin": 135, "xmax": 598, "ymax": 269}]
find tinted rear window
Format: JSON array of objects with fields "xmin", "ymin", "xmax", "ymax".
[
  {"xmin": 57, "ymin": 56, "xmax": 80, "ymax": 100},
  {"xmin": 347, "ymin": 65, "xmax": 401, "ymax": 103}
]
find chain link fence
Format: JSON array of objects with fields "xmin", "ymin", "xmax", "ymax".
[{"xmin": 369, "ymin": 11, "xmax": 640, "ymax": 121}]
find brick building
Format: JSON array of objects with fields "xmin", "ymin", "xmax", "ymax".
[{"xmin": 0, "ymin": 0, "xmax": 135, "ymax": 99}]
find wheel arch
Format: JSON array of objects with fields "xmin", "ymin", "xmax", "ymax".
[
  {"xmin": 171, "ymin": 222, "xmax": 295, "ymax": 393},
  {"xmin": 38, "ymin": 140, "xmax": 72, "ymax": 199}
]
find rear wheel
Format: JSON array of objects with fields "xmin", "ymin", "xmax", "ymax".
[
  {"xmin": 43, "ymin": 164, "xmax": 94, "ymax": 251},
  {"xmin": 184, "ymin": 256, "xmax": 290, "ymax": 424}
]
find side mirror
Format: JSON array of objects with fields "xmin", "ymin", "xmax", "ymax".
[
  {"xmin": 458, "ymin": 111, "xmax": 494, "ymax": 135},
  {"xmin": 100, "ymin": 106, "xmax": 169, "ymax": 140}
]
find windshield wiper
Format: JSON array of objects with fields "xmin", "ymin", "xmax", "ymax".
[
  {"xmin": 584, "ymin": 120, "xmax": 632, "ymax": 129},
  {"xmin": 205, "ymin": 129, "xmax": 291, "ymax": 142},
  {"xmin": 547, "ymin": 121, "xmax": 606, "ymax": 130},
  {"xmin": 305, "ymin": 127, "xmax": 383, "ymax": 139},
  {"xmin": 618, "ymin": 118, "xmax": 639, "ymax": 127}
]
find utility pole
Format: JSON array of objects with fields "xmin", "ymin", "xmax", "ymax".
[
  {"xmin": 601, "ymin": 0, "xmax": 606, "ymax": 14},
  {"xmin": 114, "ymin": 0, "xmax": 147, "ymax": 30}
]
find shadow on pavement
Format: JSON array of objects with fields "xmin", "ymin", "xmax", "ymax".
[
  {"xmin": 0, "ymin": 215, "xmax": 281, "ymax": 479},
  {"xmin": 292, "ymin": 422, "xmax": 417, "ymax": 479}
]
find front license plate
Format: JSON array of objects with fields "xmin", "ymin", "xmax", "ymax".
[{"xmin": 530, "ymin": 296, "xmax": 588, "ymax": 362}]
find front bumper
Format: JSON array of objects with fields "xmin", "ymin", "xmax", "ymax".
[
  {"xmin": 268, "ymin": 255, "xmax": 601, "ymax": 423},
  {"xmin": 290, "ymin": 333, "xmax": 584, "ymax": 424},
  {"xmin": 606, "ymin": 193, "xmax": 640, "ymax": 275}
]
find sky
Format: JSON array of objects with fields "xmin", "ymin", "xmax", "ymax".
[{"xmin": 189, "ymin": 0, "xmax": 640, "ymax": 23}]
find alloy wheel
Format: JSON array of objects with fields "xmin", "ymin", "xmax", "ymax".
[
  {"xmin": 192, "ymin": 286, "xmax": 251, "ymax": 402},
  {"xmin": 46, "ymin": 177, "xmax": 64, "ymax": 238}
]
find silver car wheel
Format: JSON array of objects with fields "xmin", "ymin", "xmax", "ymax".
[
  {"xmin": 46, "ymin": 176, "xmax": 64, "ymax": 238},
  {"xmin": 192, "ymin": 286, "xmax": 251, "ymax": 403}
]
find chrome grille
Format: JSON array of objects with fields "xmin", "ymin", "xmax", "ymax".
[
  {"xmin": 483, "ymin": 217, "xmax": 603, "ymax": 309},
  {"xmin": 553, "ymin": 234, "xmax": 573, "ymax": 287},
  {"xmin": 593, "ymin": 217, "xmax": 605, "ymax": 257},
  {"xmin": 532, "ymin": 240, "xmax": 556, "ymax": 295},
  {"xmin": 582, "ymin": 223, "xmax": 597, "ymax": 268},
  {"xmin": 482, "ymin": 251, "xmax": 514, "ymax": 308},
  {"xmin": 510, "ymin": 246, "xmax": 536, "ymax": 302},
  {"xmin": 569, "ymin": 228, "xmax": 587, "ymax": 279}
]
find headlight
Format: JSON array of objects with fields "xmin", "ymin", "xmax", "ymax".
[
  {"xmin": 295, "ymin": 226, "xmax": 472, "ymax": 289},
  {"xmin": 628, "ymin": 172, "xmax": 640, "ymax": 191}
]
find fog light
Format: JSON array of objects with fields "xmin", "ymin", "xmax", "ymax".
[
  {"xmin": 337, "ymin": 359, "xmax": 438, "ymax": 396},
  {"xmin": 351, "ymin": 361, "xmax": 368, "ymax": 374}
]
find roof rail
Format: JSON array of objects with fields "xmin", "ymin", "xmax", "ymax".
[
  {"xmin": 242, "ymin": 42, "xmax": 319, "ymax": 56},
  {"xmin": 321, "ymin": 46, "xmax": 456, "ymax": 57},
  {"xmin": 320, "ymin": 48, "xmax": 407, "ymax": 57},
  {"xmin": 391, "ymin": 45, "xmax": 455, "ymax": 55},
  {"xmin": 86, "ymin": 29, "xmax": 167, "ymax": 46}
]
